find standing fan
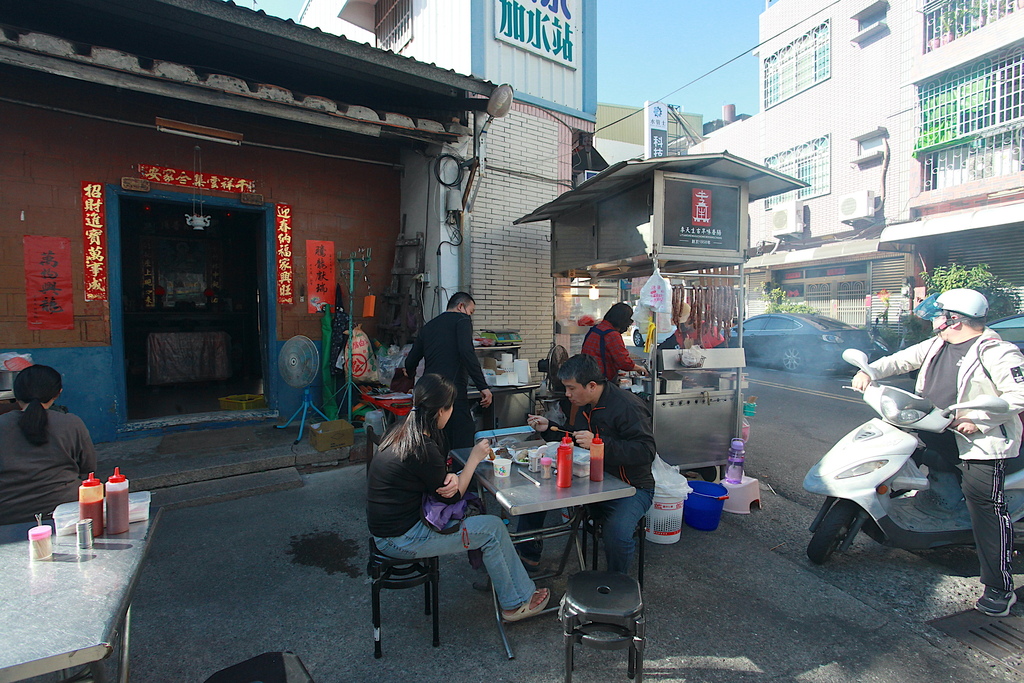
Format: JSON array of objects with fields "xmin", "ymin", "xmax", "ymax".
[
  {"xmin": 537, "ymin": 344, "xmax": 569, "ymax": 397},
  {"xmin": 276, "ymin": 335, "xmax": 329, "ymax": 444}
]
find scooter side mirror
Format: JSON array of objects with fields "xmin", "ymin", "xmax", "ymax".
[
  {"xmin": 842, "ymin": 349, "xmax": 877, "ymax": 379},
  {"xmin": 947, "ymin": 395, "xmax": 1011, "ymax": 415}
]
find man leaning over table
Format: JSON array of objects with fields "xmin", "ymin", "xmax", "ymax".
[{"xmin": 521, "ymin": 354, "xmax": 656, "ymax": 574}]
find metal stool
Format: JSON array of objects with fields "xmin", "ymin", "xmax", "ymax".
[
  {"xmin": 580, "ymin": 511, "xmax": 646, "ymax": 588},
  {"xmin": 560, "ymin": 571, "xmax": 645, "ymax": 683},
  {"xmin": 367, "ymin": 537, "xmax": 439, "ymax": 658}
]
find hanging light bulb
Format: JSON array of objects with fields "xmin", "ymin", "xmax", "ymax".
[{"xmin": 589, "ymin": 282, "xmax": 600, "ymax": 300}]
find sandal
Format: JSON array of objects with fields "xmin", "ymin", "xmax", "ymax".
[{"xmin": 502, "ymin": 588, "xmax": 550, "ymax": 623}]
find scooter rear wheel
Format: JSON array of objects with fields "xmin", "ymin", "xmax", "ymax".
[{"xmin": 807, "ymin": 499, "xmax": 860, "ymax": 565}]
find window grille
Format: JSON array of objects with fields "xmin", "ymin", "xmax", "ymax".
[
  {"xmin": 375, "ymin": 0, "xmax": 412, "ymax": 53},
  {"xmin": 837, "ymin": 281, "xmax": 866, "ymax": 298},
  {"xmin": 807, "ymin": 283, "xmax": 831, "ymax": 303},
  {"xmin": 764, "ymin": 136, "xmax": 831, "ymax": 208},
  {"xmin": 917, "ymin": 45, "xmax": 1024, "ymax": 190},
  {"xmin": 924, "ymin": 0, "xmax": 1018, "ymax": 54},
  {"xmin": 763, "ymin": 22, "xmax": 830, "ymax": 109}
]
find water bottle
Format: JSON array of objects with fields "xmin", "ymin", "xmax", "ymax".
[{"xmin": 724, "ymin": 438, "xmax": 746, "ymax": 485}]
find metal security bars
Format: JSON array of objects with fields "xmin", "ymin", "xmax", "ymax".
[
  {"xmin": 375, "ymin": 0, "xmax": 413, "ymax": 53},
  {"xmin": 917, "ymin": 45, "xmax": 1024, "ymax": 190},
  {"xmin": 924, "ymin": 0, "xmax": 1019, "ymax": 54},
  {"xmin": 764, "ymin": 136, "xmax": 831, "ymax": 208},
  {"xmin": 763, "ymin": 22, "xmax": 831, "ymax": 109}
]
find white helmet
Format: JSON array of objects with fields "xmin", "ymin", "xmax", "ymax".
[{"xmin": 935, "ymin": 288, "xmax": 988, "ymax": 318}]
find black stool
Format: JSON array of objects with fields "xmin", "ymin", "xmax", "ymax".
[
  {"xmin": 580, "ymin": 511, "xmax": 646, "ymax": 589},
  {"xmin": 367, "ymin": 537, "xmax": 439, "ymax": 658},
  {"xmin": 560, "ymin": 571, "xmax": 645, "ymax": 682}
]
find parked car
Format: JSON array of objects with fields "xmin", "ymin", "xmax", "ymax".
[
  {"xmin": 987, "ymin": 314, "xmax": 1024, "ymax": 353},
  {"xmin": 729, "ymin": 313, "xmax": 887, "ymax": 373}
]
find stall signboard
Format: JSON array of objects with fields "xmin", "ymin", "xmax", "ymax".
[
  {"xmin": 306, "ymin": 240, "xmax": 336, "ymax": 314},
  {"xmin": 24, "ymin": 235, "xmax": 74, "ymax": 330},
  {"xmin": 661, "ymin": 177, "xmax": 741, "ymax": 252},
  {"xmin": 81, "ymin": 182, "xmax": 108, "ymax": 301},
  {"xmin": 138, "ymin": 164, "xmax": 255, "ymax": 193},
  {"xmin": 275, "ymin": 204, "xmax": 294, "ymax": 305}
]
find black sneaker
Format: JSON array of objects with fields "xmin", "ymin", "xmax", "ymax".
[{"xmin": 976, "ymin": 587, "xmax": 1017, "ymax": 617}]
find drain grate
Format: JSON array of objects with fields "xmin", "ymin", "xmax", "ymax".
[{"xmin": 929, "ymin": 606, "xmax": 1024, "ymax": 674}]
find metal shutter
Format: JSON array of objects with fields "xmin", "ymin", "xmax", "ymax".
[{"xmin": 945, "ymin": 228, "xmax": 1024, "ymax": 286}]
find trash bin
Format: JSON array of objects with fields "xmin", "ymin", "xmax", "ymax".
[{"xmin": 645, "ymin": 495, "xmax": 684, "ymax": 544}]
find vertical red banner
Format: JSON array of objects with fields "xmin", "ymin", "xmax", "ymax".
[
  {"xmin": 81, "ymin": 182, "xmax": 108, "ymax": 301},
  {"xmin": 306, "ymin": 240, "xmax": 336, "ymax": 314},
  {"xmin": 692, "ymin": 187, "xmax": 712, "ymax": 226},
  {"xmin": 275, "ymin": 204, "xmax": 294, "ymax": 305},
  {"xmin": 24, "ymin": 235, "xmax": 74, "ymax": 330}
]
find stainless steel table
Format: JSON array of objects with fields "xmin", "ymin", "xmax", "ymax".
[
  {"xmin": 450, "ymin": 448, "xmax": 636, "ymax": 658},
  {"xmin": 0, "ymin": 512, "xmax": 160, "ymax": 683}
]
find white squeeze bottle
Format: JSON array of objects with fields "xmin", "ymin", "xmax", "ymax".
[{"xmin": 105, "ymin": 467, "xmax": 130, "ymax": 535}]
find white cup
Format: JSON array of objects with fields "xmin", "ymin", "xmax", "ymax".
[{"xmin": 493, "ymin": 458, "xmax": 513, "ymax": 477}]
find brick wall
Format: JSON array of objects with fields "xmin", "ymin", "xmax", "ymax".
[
  {"xmin": 0, "ymin": 98, "xmax": 402, "ymax": 350},
  {"xmin": 467, "ymin": 101, "xmax": 592, "ymax": 367}
]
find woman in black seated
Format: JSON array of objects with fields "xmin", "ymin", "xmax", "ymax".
[
  {"xmin": 0, "ymin": 365, "xmax": 96, "ymax": 525},
  {"xmin": 366, "ymin": 373, "xmax": 549, "ymax": 622}
]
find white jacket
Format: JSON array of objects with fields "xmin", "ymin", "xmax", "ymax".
[{"xmin": 867, "ymin": 329, "xmax": 1024, "ymax": 460}]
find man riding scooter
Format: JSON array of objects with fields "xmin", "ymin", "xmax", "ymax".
[{"xmin": 852, "ymin": 288, "xmax": 1024, "ymax": 617}]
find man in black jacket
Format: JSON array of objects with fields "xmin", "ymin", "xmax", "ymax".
[
  {"xmin": 403, "ymin": 292, "xmax": 493, "ymax": 450},
  {"xmin": 525, "ymin": 354, "xmax": 656, "ymax": 573}
]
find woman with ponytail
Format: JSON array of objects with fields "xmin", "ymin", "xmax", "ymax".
[
  {"xmin": 366, "ymin": 373, "xmax": 549, "ymax": 622},
  {"xmin": 0, "ymin": 365, "xmax": 96, "ymax": 525}
]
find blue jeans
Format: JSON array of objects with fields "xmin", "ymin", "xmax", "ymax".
[
  {"xmin": 516, "ymin": 489, "xmax": 655, "ymax": 574},
  {"xmin": 374, "ymin": 515, "xmax": 535, "ymax": 610}
]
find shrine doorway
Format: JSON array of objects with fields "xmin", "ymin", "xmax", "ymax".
[{"xmin": 117, "ymin": 195, "xmax": 268, "ymax": 421}]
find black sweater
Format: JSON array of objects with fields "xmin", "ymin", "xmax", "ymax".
[
  {"xmin": 542, "ymin": 382, "xmax": 656, "ymax": 490},
  {"xmin": 366, "ymin": 439, "xmax": 461, "ymax": 538},
  {"xmin": 405, "ymin": 311, "xmax": 488, "ymax": 399}
]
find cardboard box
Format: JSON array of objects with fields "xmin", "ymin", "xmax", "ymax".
[{"xmin": 309, "ymin": 419, "xmax": 355, "ymax": 452}]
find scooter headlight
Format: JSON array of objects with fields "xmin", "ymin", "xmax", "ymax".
[
  {"xmin": 879, "ymin": 396, "xmax": 929, "ymax": 425},
  {"xmin": 836, "ymin": 460, "xmax": 889, "ymax": 479}
]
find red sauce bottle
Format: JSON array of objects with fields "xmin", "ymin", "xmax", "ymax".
[
  {"xmin": 589, "ymin": 435, "xmax": 605, "ymax": 482},
  {"xmin": 79, "ymin": 472, "xmax": 104, "ymax": 538},
  {"xmin": 556, "ymin": 435, "xmax": 574, "ymax": 488},
  {"xmin": 105, "ymin": 467, "xmax": 130, "ymax": 535}
]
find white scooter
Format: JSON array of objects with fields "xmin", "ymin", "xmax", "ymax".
[{"xmin": 803, "ymin": 348, "xmax": 1024, "ymax": 564}]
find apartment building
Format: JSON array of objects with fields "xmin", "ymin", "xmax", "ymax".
[{"xmin": 694, "ymin": 0, "xmax": 1024, "ymax": 325}]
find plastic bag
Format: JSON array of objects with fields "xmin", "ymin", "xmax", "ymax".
[
  {"xmin": 347, "ymin": 326, "xmax": 379, "ymax": 382},
  {"xmin": 639, "ymin": 268, "xmax": 672, "ymax": 314},
  {"xmin": 652, "ymin": 455, "xmax": 692, "ymax": 499},
  {"xmin": 677, "ymin": 347, "xmax": 706, "ymax": 368},
  {"xmin": 545, "ymin": 403, "xmax": 566, "ymax": 426},
  {"xmin": 376, "ymin": 344, "xmax": 410, "ymax": 386}
]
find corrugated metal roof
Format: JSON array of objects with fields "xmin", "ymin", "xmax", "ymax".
[{"xmin": 515, "ymin": 152, "xmax": 807, "ymax": 224}]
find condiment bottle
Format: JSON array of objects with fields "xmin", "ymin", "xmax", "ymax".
[
  {"xmin": 79, "ymin": 472, "xmax": 104, "ymax": 537},
  {"xmin": 589, "ymin": 435, "xmax": 605, "ymax": 482},
  {"xmin": 540, "ymin": 456, "xmax": 553, "ymax": 479},
  {"xmin": 556, "ymin": 435, "xmax": 574, "ymax": 488},
  {"xmin": 724, "ymin": 438, "xmax": 746, "ymax": 484},
  {"xmin": 105, "ymin": 467, "xmax": 130, "ymax": 535}
]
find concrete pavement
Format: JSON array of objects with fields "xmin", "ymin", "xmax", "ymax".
[{"xmin": 122, "ymin": 450, "xmax": 1024, "ymax": 683}]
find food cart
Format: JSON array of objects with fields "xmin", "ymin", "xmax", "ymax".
[{"xmin": 516, "ymin": 153, "xmax": 804, "ymax": 474}]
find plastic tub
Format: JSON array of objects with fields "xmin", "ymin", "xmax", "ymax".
[
  {"xmin": 683, "ymin": 480, "xmax": 729, "ymax": 531},
  {"xmin": 646, "ymin": 495, "xmax": 684, "ymax": 544}
]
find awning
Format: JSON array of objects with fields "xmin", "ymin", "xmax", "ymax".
[
  {"xmin": 745, "ymin": 238, "xmax": 910, "ymax": 268},
  {"xmin": 879, "ymin": 201, "xmax": 1024, "ymax": 241}
]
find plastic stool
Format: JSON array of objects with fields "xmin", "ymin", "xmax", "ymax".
[
  {"xmin": 722, "ymin": 476, "xmax": 761, "ymax": 514},
  {"xmin": 367, "ymin": 537, "xmax": 439, "ymax": 658},
  {"xmin": 560, "ymin": 571, "xmax": 645, "ymax": 683}
]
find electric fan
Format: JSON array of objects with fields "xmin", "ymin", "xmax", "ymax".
[
  {"xmin": 276, "ymin": 335, "xmax": 329, "ymax": 444},
  {"xmin": 537, "ymin": 344, "xmax": 569, "ymax": 397}
]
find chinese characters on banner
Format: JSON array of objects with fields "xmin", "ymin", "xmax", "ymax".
[
  {"xmin": 661, "ymin": 179, "xmax": 742, "ymax": 252},
  {"xmin": 81, "ymin": 182, "xmax": 108, "ymax": 300},
  {"xmin": 275, "ymin": 204, "xmax": 294, "ymax": 305},
  {"xmin": 495, "ymin": 0, "xmax": 575, "ymax": 67},
  {"xmin": 644, "ymin": 101, "xmax": 668, "ymax": 160},
  {"xmin": 24, "ymin": 236, "xmax": 74, "ymax": 330},
  {"xmin": 137, "ymin": 164, "xmax": 255, "ymax": 193},
  {"xmin": 305, "ymin": 240, "xmax": 336, "ymax": 314}
]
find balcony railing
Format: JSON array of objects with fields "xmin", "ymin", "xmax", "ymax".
[{"xmin": 924, "ymin": 0, "xmax": 1019, "ymax": 53}]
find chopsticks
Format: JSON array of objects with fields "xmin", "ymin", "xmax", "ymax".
[{"xmin": 518, "ymin": 470, "xmax": 542, "ymax": 487}]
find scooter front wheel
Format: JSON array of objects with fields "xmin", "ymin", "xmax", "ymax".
[{"xmin": 807, "ymin": 499, "xmax": 860, "ymax": 565}]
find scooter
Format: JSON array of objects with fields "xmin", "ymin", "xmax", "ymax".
[{"xmin": 803, "ymin": 348, "xmax": 1024, "ymax": 564}]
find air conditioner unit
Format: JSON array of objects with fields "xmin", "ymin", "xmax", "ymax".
[
  {"xmin": 771, "ymin": 200, "xmax": 804, "ymax": 238},
  {"xmin": 838, "ymin": 190, "xmax": 876, "ymax": 221}
]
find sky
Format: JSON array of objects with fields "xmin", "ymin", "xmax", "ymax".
[{"xmin": 230, "ymin": 0, "xmax": 766, "ymax": 120}]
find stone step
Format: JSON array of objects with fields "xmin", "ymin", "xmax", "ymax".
[{"xmin": 151, "ymin": 467, "xmax": 304, "ymax": 512}]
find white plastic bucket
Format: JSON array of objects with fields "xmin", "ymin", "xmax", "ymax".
[{"xmin": 645, "ymin": 495, "xmax": 684, "ymax": 544}]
